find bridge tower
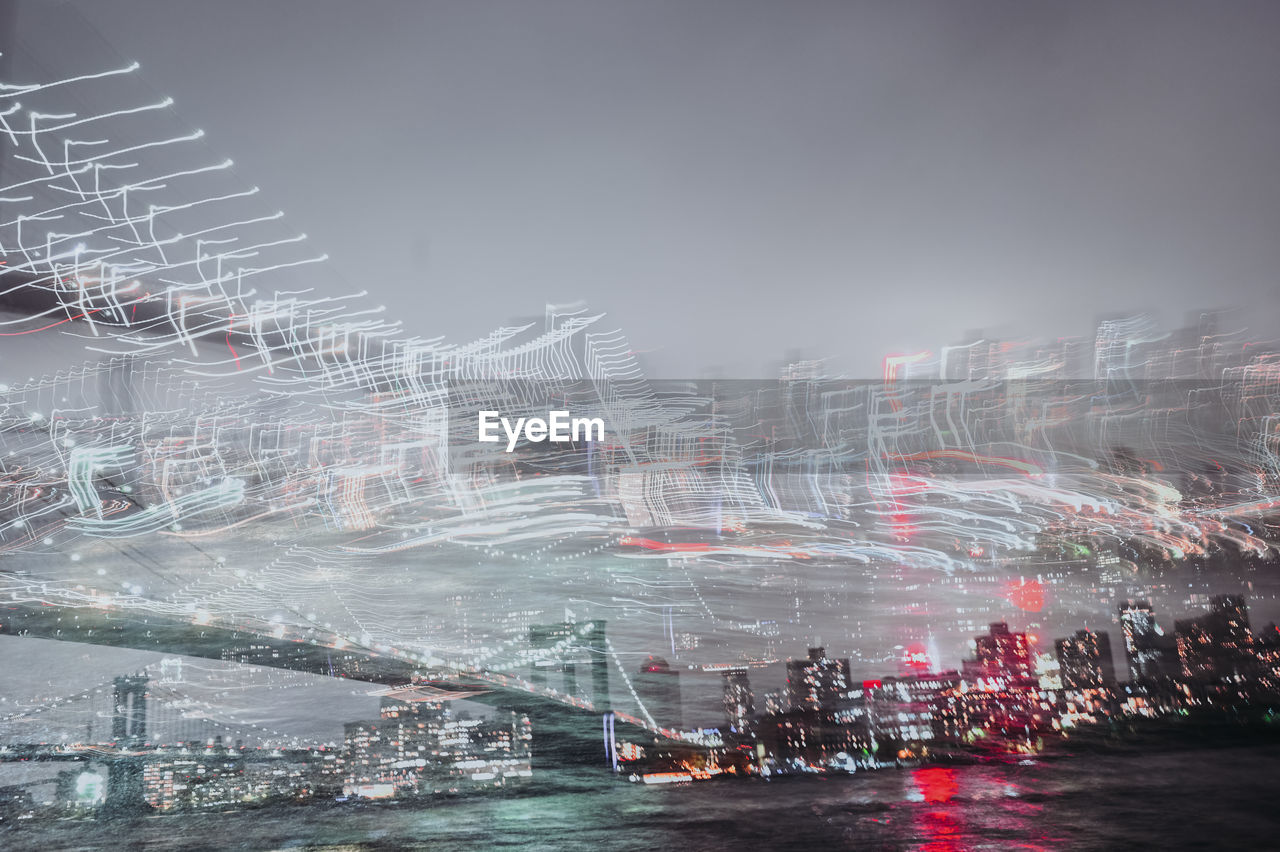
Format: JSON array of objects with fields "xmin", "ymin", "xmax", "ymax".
[
  {"xmin": 581, "ymin": 620, "xmax": 610, "ymax": 713},
  {"xmin": 523, "ymin": 620, "xmax": 619, "ymax": 769},
  {"xmin": 111, "ymin": 675, "xmax": 148, "ymax": 745},
  {"xmin": 106, "ymin": 675, "xmax": 149, "ymax": 812},
  {"xmin": 527, "ymin": 620, "xmax": 609, "ymax": 711}
]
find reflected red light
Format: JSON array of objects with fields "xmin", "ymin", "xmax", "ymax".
[{"xmin": 914, "ymin": 766, "xmax": 958, "ymax": 803}]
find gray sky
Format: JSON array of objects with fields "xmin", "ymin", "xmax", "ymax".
[{"xmin": 20, "ymin": 0, "xmax": 1280, "ymax": 374}]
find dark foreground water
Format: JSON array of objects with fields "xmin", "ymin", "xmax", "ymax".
[{"xmin": 6, "ymin": 745, "xmax": 1279, "ymax": 851}]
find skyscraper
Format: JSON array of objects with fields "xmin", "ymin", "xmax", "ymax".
[
  {"xmin": 963, "ymin": 623, "xmax": 1036, "ymax": 686},
  {"xmin": 722, "ymin": 668, "xmax": 754, "ymax": 732},
  {"xmin": 785, "ymin": 647, "xmax": 852, "ymax": 712},
  {"xmin": 1118, "ymin": 600, "xmax": 1175, "ymax": 683},
  {"xmin": 343, "ymin": 698, "xmax": 532, "ymax": 798},
  {"xmin": 1054, "ymin": 629, "xmax": 1116, "ymax": 688},
  {"xmin": 111, "ymin": 675, "xmax": 149, "ymax": 745},
  {"xmin": 1175, "ymin": 594, "xmax": 1254, "ymax": 682}
]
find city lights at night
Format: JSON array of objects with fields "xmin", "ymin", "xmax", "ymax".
[{"xmin": 2, "ymin": 1, "xmax": 1280, "ymax": 849}]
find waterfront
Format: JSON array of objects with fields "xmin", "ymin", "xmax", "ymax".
[
  {"xmin": 5, "ymin": 744, "xmax": 1278, "ymax": 850},
  {"xmin": 4, "ymin": 2, "xmax": 1280, "ymax": 848}
]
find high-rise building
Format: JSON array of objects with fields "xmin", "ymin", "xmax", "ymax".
[
  {"xmin": 947, "ymin": 626, "xmax": 1056, "ymax": 745},
  {"xmin": 111, "ymin": 675, "xmax": 149, "ymax": 745},
  {"xmin": 343, "ymin": 698, "xmax": 532, "ymax": 798},
  {"xmin": 722, "ymin": 668, "xmax": 754, "ymax": 732},
  {"xmin": 1209, "ymin": 594, "xmax": 1252, "ymax": 647},
  {"xmin": 785, "ymin": 647, "xmax": 852, "ymax": 712},
  {"xmin": 634, "ymin": 656, "xmax": 682, "ymax": 731},
  {"xmin": 1118, "ymin": 601, "xmax": 1175, "ymax": 682},
  {"xmin": 1054, "ymin": 629, "xmax": 1116, "ymax": 688},
  {"xmin": 962, "ymin": 623, "xmax": 1036, "ymax": 686},
  {"xmin": 142, "ymin": 740, "xmax": 247, "ymax": 811},
  {"xmin": 1175, "ymin": 594, "xmax": 1254, "ymax": 682},
  {"xmin": 864, "ymin": 670, "xmax": 960, "ymax": 744},
  {"xmin": 1255, "ymin": 622, "xmax": 1280, "ymax": 694},
  {"xmin": 343, "ymin": 699, "xmax": 447, "ymax": 798}
]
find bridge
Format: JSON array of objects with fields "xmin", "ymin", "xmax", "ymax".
[
  {"xmin": 0, "ymin": 668, "xmax": 364, "ymax": 813},
  {"xmin": 0, "ymin": 672, "xmax": 246, "ymax": 812},
  {"xmin": 0, "ymin": 601, "xmax": 693, "ymax": 781},
  {"xmin": 0, "ymin": 17, "xmax": 703, "ymax": 808}
]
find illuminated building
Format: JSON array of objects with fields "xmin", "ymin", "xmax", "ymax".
[
  {"xmin": 112, "ymin": 675, "xmax": 149, "ymax": 744},
  {"xmin": 437, "ymin": 713, "xmax": 535, "ymax": 789},
  {"xmin": 722, "ymin": 668, "xmax": 754, "ymax": 733},
  {"xmin": 1054, "ymin": 629, "xmax": 1116, "ymax": 688},
  {"xmin": 864, "ymin": 670, "xmax": 960, "ymax": 744},
  {"xmin": 785, "ymin": 647, "xmax": 852, "ymax": 712},
  {"xmin": 1118, "ymin": 601, "xmax": 1177, "ymax": 683},
  {"xmin": 1174, "ymin": 594, "xmax": 1254, "ymax": 682},
  {"xmin": 944, "ymin": 626, "xmax": 1057, "ymax": 748},
  {"xmin": 1094, "ymin": 315, "xmax": 1159, "ymax": 382},
  {"xmin": 1254, "ymin": 623, "xmax": 1280, "ymax": 694},
  {"xmin": 962, "ymin": 623, "xmax": 1036, "ymax": 687},
  {"xmin": 0, "ymin": 787, "xmax": 36, "ymax": 821},
  {"xmin": 140, "ymin": 744, "xmax": 337, "ymax": 811},
  {"xmin": 343, "ymin": 698, "xmax": 532, "ymax": 798},
  {"xmin": 107, "ymin": 675, "xmax": 149, "ymax": 811},
  {"xmin": 757, "ymin": 708, "xmax": 870, "ymax": 770},
  {"xmin": 142, "ymin": 739, "xmax": 247, "ymax": 811},
  {"xmin": 343, "ymin": 699, "xmax": 451, "ymax": 797}
]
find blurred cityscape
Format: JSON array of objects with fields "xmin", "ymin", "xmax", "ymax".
[
  {"xmin": 3, "ymin": 587, "xmax": 1279, "ymax": 818},
  {"xmin": 2, "ymin": 11, "xmax": 1280, "ymax": 845}
]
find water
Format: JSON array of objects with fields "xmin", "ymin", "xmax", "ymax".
[{"xmin": 5, "ymin": 745, "xmax": 1278, "ymax": 850}]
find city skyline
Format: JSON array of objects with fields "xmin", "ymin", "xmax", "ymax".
[
  {"xmin": 3, "ymin": 2, "xmax": 1279, "ymax": 848},
  {"xmin": 5, "ymin": 587, "xmax": 1278, "ymax": 812}
]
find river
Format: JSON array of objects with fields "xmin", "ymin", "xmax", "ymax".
[{"xmin": 5, "ymin": 744, "xmax": 1278, "ymax": 850}]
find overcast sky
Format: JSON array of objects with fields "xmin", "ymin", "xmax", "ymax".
[{"xmin": 14, "ymin": 0, "xmax": 1280, "ymax": 375}]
